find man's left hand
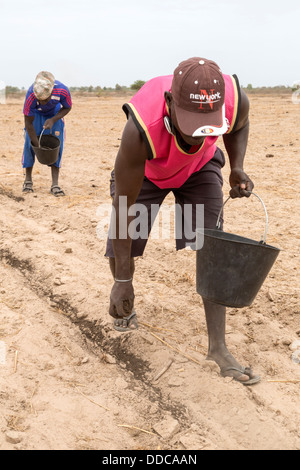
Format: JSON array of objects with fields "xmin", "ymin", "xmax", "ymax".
[
  {"xmin": 43, "ymin": 118, "xmax": 55, "ymax": 130},
  {"xmin": 229, "ymin": 168, "xmax": 254, "ymax": 198}
]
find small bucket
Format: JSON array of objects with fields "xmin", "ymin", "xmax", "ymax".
[
  {"xmin": 196, "ymin": 192, "xmax": 280, "ymax": 308},
  {"xmin": 31, "ymin": 130, "xmax": 60, "ymax": 165}
]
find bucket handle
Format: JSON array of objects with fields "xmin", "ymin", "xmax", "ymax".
[
  {"xmin": 38, "ymin": 128, "xmax": 46, "ymax": 148},
  {"xmin": 216, "ymin": 192, "xmax": 269, "ymax": 244},
  {"xmin": 38, "ymin": 128, "xmax": 52, "ymax": 148}
]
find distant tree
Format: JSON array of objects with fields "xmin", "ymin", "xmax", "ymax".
[
  {"xmin": 246, "ymin": 84, "xmax": 253, "ymax": 90},
  {"xmin": 5, "ymin": 86, "xmax": 20, "ymax": 94},
  {"xmin": 130, "ymin": 80, "xmax": 145, "ymax": 90},
  {"xmin": 115, "ymin": 83, "xmax": 122, "ymax": 91}
]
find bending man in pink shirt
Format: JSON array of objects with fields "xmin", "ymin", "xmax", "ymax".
[{"xmin": 105, "ymin": 57, "xmax": 260, "ymax": 386}]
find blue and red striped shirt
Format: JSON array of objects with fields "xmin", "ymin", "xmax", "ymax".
[{"xmin": 23, "ymin": 80, "xmax": 72, "ymax": 117}]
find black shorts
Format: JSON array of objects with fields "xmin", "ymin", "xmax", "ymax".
[{"xmin": 105, "ymin": 147, "xmax": 225, "ymax": 257}]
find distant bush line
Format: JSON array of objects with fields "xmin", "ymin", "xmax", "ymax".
[
  {"xmin": 242, "ymin": 84, "xmax": 292, "ymax": 94},
  {"xmin": 3, "ymin": 80, "xmax": 147, "ymax": 97},
  {"xmin": 3, "ymin": 82, "xmax": 293, "ymax": 97}
]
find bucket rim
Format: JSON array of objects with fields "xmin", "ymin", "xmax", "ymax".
[
  {"xmin": 196, "ymin": 228, "xmax": 280, "ymax": 251},
  {"xmin": 32, "ymin": 144, "xmax": 60, "ymax": 151},
  {"xmin": 32, "ymin": 134, "xmax": 61, "ymax": 150}
]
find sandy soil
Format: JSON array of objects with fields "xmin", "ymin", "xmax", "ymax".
[{"xmin": 0, "ymin": 93, "xmax": 299, "ymax": 451}]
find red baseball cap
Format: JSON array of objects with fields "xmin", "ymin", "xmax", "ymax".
[{"xmin": 171, "ymin": 57, "xmax": 228, "ymax": 137}]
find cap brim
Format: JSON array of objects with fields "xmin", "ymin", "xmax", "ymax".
[
  {"xmin": 34, "ymin": 90, "xmax": 53, "ymax": 100},
  {"xmin": 174, "ymin": 103, "xmax": 228, "ymax": 137}
]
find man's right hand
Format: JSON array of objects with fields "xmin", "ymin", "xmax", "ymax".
[{"xmin": 109, "ymin": 281, "xmax": 135, "ymax": 319}]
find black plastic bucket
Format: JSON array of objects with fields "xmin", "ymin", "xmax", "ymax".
[
  {"xmin": 31, "ymin": 133, "xmax": 60, "ymax": 165},
  {"xmin": 196, "ymin": 193, "xmax": 280, "ymax": 308}
]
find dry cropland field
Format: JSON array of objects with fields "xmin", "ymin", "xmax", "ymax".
[{"xmin": 0, "ymin": 93, "xmax": 299, "ymax": 450}]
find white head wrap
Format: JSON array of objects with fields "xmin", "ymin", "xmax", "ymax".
[{"xmin": 33, "ymin": 71, "xmax": 55, "ymax": 100}]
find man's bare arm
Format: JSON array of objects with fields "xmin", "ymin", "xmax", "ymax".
[
  {"xmin": 24, "ymin": 115, "xmax": 39, "ymax": 147},
  {"xmin": 112, "ymin": 115, "xmax": 148, "ymax": 280},
  {"xmin": 44, "ymin": 106, "xmax": 72, "ymax": 130},
  {"xmin": 222, "ymin": 89, "xmax": 253, "ymax": 198}
]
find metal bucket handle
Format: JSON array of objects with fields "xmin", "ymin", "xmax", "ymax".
[
  {"xmin": 38, "ymin": 128, "xmax": 52, "ymax": 148},
  {"xmin": 38, "ymin": 128, "xmax": 45, "ymax": 148},
  {"xmin": 216, "ymin": 192, "xmax": 269, "ymax": 244}
]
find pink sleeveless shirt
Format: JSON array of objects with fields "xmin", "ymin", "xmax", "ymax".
[{"xmin": 123, "ymin": 74, "xmax": 241, "ymax": 189}]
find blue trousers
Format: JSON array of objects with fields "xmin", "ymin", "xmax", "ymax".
[{"xmin": 22, "ymin": 107, "xmax": 65, "ymax": 168}]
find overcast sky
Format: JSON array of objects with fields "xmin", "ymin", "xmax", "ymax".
[{"xmin": 0, "ymin": 0, "xmax": 299, "ymax": 89}]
